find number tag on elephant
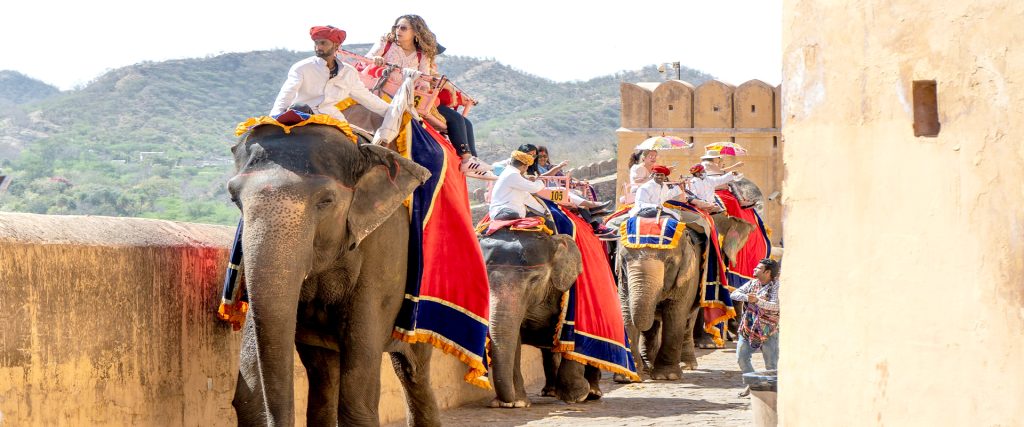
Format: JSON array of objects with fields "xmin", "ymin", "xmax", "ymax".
[{"xmin": 550, "ymin": 190, "xmax": 564, "ymax": 202}]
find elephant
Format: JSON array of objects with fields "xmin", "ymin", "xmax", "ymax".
[
  {"xmin": 478, "ymin": 227, "xmax": 599, "ymax": 407},
  {"xmin": 227, "ymin": 123, "xmax": 440, "ymax": 426},
  {"xmin": 729, "ymin": 176, "xmax": 766, "ymax": 215},
  {"xmin": 614, "ymin": 212, "xmax": 754, "ymax": 381}
]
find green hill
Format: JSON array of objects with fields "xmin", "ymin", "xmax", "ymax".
[
  {"xmin": 0, "ymin": 71, "xmax": 60, "ymax": 105},
  {"xmin": 0, "ymin": 46, "xmax": 712, "ymax": 225}
]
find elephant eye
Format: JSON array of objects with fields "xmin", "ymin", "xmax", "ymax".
[{"xmin": 317, "ymin": 197, "xmax": 335, "ymax": 209}]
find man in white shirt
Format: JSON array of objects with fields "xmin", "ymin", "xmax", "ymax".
[
  {"xmin": 270, "ymin": 26, "xmax": 389, "ymax": 122},
  {"xmin": 628, "ymin": 165, "xmax": 687, "ymax": 219},
  {"xmin": 700, "ymin": 149, "xmax": 744, "ymax": 175},
  {"xmin": 686, "ymin": 163, "xmax": 742, "ymax": 212},
  {"xmin": 488, "ymin": 150, "xmax": 549, "ymax": 220}
]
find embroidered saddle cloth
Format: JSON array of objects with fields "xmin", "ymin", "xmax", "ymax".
[{"xmin": 620, "ymin": 214, "xmax": 685, "ymax": 249}]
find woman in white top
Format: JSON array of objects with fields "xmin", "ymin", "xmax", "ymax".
[
  {"xmin": 368, "ymin": 15, "xmax": 488, "ymax": 178},
  {"xmin": 368, "ymin": 15, "xmax": 438, "ymax": 79},
  {"xmin": 622, "ymin": 149, "xmax": 658, "ymax": 204}
]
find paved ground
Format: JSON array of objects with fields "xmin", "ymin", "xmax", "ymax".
[{"xmin": 391, "ymin": 343, "xmax": 768, "ymax": 426}]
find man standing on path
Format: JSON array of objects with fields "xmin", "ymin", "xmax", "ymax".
[{"xmin": 730, "ymin": 258, "xmax": 780, "ymax": 397}]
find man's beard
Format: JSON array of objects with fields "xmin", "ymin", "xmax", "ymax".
[{"xmin": 315, "ymin": 50, "xmax": 332, "ymax": 59}]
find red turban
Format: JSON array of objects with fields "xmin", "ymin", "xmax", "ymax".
[
  {"xmin": 310, "ymin": 26, "xmax": 346, "ymax": 44},
  {"xmin": 651, "ymin": 165, "xmax": 671, "ymax": 176},
  {"xmin": 689, "ymin": 163, "xmax": 705, "ymax": 175}
]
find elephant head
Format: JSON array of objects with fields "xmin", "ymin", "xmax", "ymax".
[
  {"xmin": 729, "ymin": 176, "xmax": 765, "ymax": 215},
  {"xmin": 478, "ymin": 229, "xmax": 581, "ymax": 405},
  {"xmin": 618, "ymin": 231, "xmax": 702, "ymax": 333},
  {"xmin": 227, "ymin": 124, "xmax": 429, "ymax": 425}
]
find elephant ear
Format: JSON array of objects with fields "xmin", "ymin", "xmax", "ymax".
[
  {"xmin": 548, "ymin": 234, "xmax": 583, "ymax": 292},
  {"xmin": 346, "ymin": 144, "xmax": 431, "ymax": 249},
  {"xmin": 719, "ymin": 216, "xmax": 755, "ymax": 263}
]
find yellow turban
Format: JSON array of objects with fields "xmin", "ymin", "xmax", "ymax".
[{"xmin": 511, "ymin": 150, "xmax": 535, "ymax": 166}]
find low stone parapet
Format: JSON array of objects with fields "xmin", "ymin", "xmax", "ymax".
[{"xmin": 0, "ymin": 213, "xmax": 539, "ymax": 425}]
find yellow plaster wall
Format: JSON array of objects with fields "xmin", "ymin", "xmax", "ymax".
[
  {"xmin": 734, "ymin": 80, "xmax": 775, "ymax": 128},
  {"xmin": 652, "ymin": 80, "xmax": 695, "ymax": 129},
  {"xmin": 780, "ymin": 1, "xmax": 1024, "ymax": 425},
  {"xmin": 693, "ymin": 81, "xmax": 735, "ymax": 147},
  {"xmin": 620, "ymin": 83, "xmax": 652, "ymax": 128},
  {"xmin": 0, "ymin": 213, "xmax": 541, "ymax": 425}
]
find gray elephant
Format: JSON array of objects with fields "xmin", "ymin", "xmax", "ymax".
[
  {"xmin": 615, "ymin": 212, "xmax": 754, "ymax": 381},
  {"xmin": 228, "ymin": 123, "xmax": 439, "ymax": 426},
  {"xmin": 478, "ymin": 228, "xmax": 599, "ymax": 407}
]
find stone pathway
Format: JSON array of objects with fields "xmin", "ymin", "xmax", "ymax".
[{"xmin": 390, "ymin": 343, "xmax": 768, "ymax": 426}]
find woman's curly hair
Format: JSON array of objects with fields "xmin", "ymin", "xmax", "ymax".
[{"xmin": 386, "ymin": 14, "xmax": 439, "ymax": 61}]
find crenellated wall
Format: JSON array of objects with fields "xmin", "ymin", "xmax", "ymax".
[
  {"xmin": 617, "ymin": 79, "xmax": 783, "ymax": 242},
  {"xmin": 0, "ymin": 213, "xmax": 541, "ymax": 425}
]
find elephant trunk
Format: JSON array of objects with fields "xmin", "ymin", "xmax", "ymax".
[
  {"xmin": 487, "ymin": 278, "xmax": 527, "ymax": 404},
  {"xmin": 238, "ymin": 205, "xmax": 315, "ymax": 426},
  {"xmin": 626, "ymin": 258, "xmax": 665, "ymax": 332}
]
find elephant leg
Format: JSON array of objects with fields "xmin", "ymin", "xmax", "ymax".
[
  {"xmin": 540, "ymin": 349, "xmax": 560, "ymax": 397},
  {"xmin": 336, "ymin": 343, "xmax": 384, "ymax": 425},
  {"xmin": 389, "ymin": 342, "xmax": 441, "ymax": 426},
  {"xmin": 297, "ymin": 343, "xmax": 340, "ymax": 426},
  {"xmin": 650, "ymin": 300, "xmax": 686, "ymax": 381},
  {"xmin": 555, "ymin": 357, "xmax": 590, "ymax": 403},
  {"xmin": 232, "ymin": 319, "xmax": 268, "ymax": 427},
  {"xmin": 640, "ymin": 319, "xmax": 662, "ymax": 371},
  {"xmin": 335, "ymin": 302, "xmax": 391, "ymax": 426},
  {"xmin": 615, "ymin": 322, "xmax": 644, "ymax": 383},
  {"xmin": 614, "ymin": 279, "xmax": 642, "ymax": 384},
  {"xmin": 681, "ymin": 301, "xmax": 701, "ymax": 370},
  {"xmin": 693, "ymin": 309, "xmax": 717, "ymax": 349},
  {"xmin": 584, "ymin": 365, "xmax": 603, "ymax": 400},
  {"xmin": 512, "ymin": 341, "xmax": 531, "ymax": 407},
  {"xmin": 489, "ymin": 337, "xmax": 530, "ymax": 408}
]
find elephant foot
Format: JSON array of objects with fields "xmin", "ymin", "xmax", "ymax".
[
  {"xmin": 541, "ymin": 386, "xmax": 558, "ymax": 397},
  {"xmin": 556, "ymin": 378, "xmax": 590, "ymax": 404},
  {"xmin": 586, "ymin": 385, "xmax": 603, "ymax": 401},
  {"xmin": 650, "ymin": 365, "xmax": 683, "ymax": 381},
  {"xmin": 682, "ymin": 361, "xmax": 699, "ymax": 371},
  {"xmin": 613, "ymin": 373, "xmax": 639, "ymax": 383},
  {"xmin": 489, "ymin": 397, "xmax": 531, "ymax": 408}
]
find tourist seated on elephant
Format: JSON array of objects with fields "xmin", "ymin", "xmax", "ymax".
[
  {"xmin": 628, "ymin": 165, "xmax": 685, "ymax": 219},
  {"xmin": 621, "ymin": 149, "xmax": 658, "ymax": 204},
  {"xmin": 686, "ymin": 163, "xmax": 743, "ymax": 212},
  {"xmin": 700, "ymin": 149, "xmax": 744, "ymax": 176},
  {"xmin": 536, "ymin": 146, "xmax": 568, "ymax": 177},
  {"xmin": 490, "ymin": 144, "xmax": 610, "ymax": 209},
  {"xmin": 367, "ymin": 14, "xmax": 493, "ymax": 180},
  {"xmin": 489, "ymin": 148, "xmax": 612, "ymax": 228},
  {"xmin": 605, "ymin": 164, "xmax": 710, "ymax": 236},
  {"xmin": 271, "ymin": 25, "xmax": 390, "ymax": 124},
  {"xmin": 489, "ymin": 149, "xmax": 564, "ymax": 220},
  {"xmin": 491, "ymin": 143, "xmax": 539, "ymax": 178}
]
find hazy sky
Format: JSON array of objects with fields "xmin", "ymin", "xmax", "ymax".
[{"xmin": 1, "ymin": 0, "xmax": 781, "ymax": 90}]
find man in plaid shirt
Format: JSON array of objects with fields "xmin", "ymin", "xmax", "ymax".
[{"xmin": 730, "ymin": 258, "xmax": 781, "ymax": 397}]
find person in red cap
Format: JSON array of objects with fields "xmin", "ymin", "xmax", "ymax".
[
  {"xmin": 627, "ymin": 164, "xmax": 688, "ymax": 220},
  {"xmin": 686, "ymin": 162, "xmax": 743, "ymax": 213},
  {"xmin": 270, "ymin": 25, "xmax": 390, "ymax": 123}
]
